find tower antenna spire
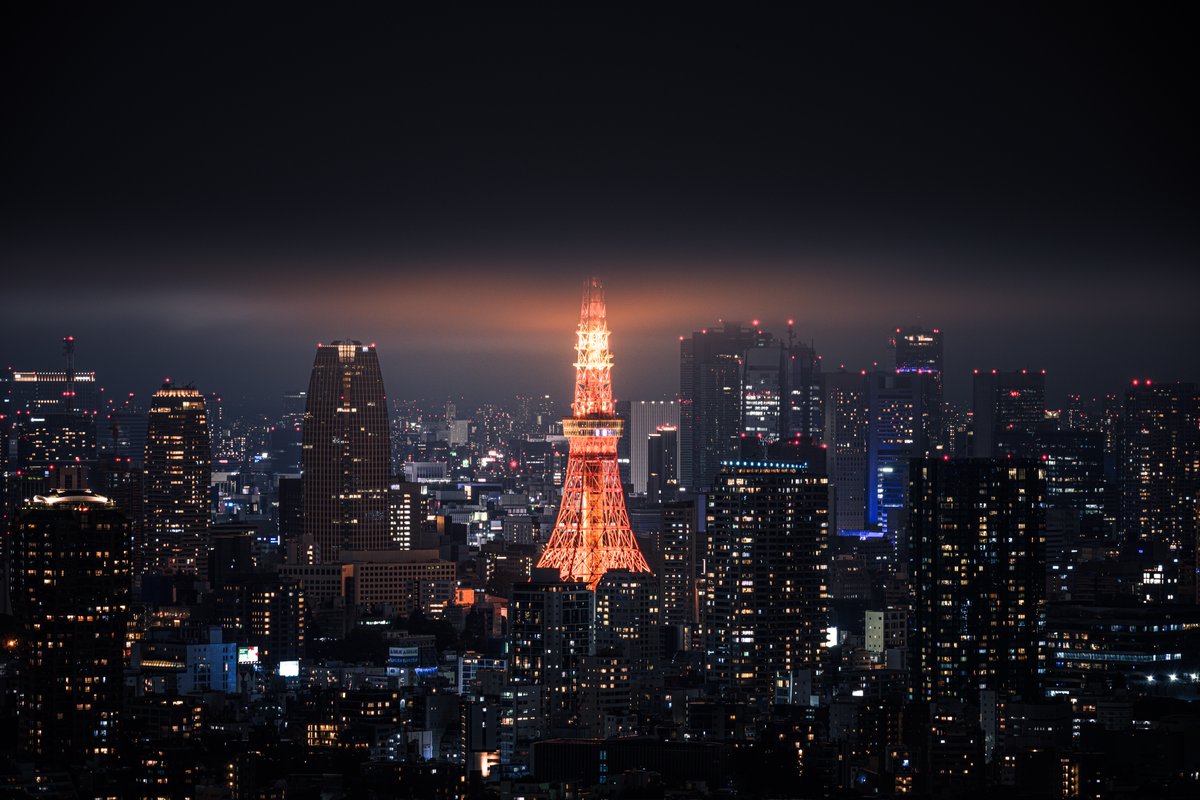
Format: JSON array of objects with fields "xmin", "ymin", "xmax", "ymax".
[{"xmin": 62, "ymin": 335, "xmax": 76, "ymax": 413}]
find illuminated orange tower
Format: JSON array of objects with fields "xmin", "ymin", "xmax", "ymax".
[{"xmin": 537, "ymin": 278, "xmax": 652, "ymax": 588}]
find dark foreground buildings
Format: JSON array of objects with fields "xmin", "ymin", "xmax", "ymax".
[{"xmin": 11, "ymin": 490, "xmax": 131, "ymax": 777}]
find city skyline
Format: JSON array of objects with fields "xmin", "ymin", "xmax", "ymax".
[
  {"xmin": 2, "ymin": 286, "xmax": 1189, "ymax": 418},
  {"xmin": 2, "ymin": 7, "xmax": 1198, "ymax": 796}
]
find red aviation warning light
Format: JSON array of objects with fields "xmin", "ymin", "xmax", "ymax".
[{"xmin": 536, "ymin": 277, "xmax": 652, "ymax": 588}]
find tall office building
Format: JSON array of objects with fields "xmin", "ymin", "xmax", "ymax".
[
  {"xmin": 270, "ymin": 390, "xmax": 306, "ymax": 475},
  {"xmin": 143, "ymin": 382, "xmax": 211, "ymax": 575},
  {"xmin": 5, "ymin": 340, "xmax": 102, "ymax": 510},
  {"xmin": 388, "ymin": 479, "xmax": 429, "ymax": 549},
  {"xmin": 680, "ymin": 322, "xmax": 765, "ymax": 490},
  {"xmin": 742, "ymin": 341, "xmax": 785, "ymax": 441},
  {"xmin": 1017, "ymin": 425, "xmax": 1111, "ymax": 533},
  {"xmin": 301, "ymin": 341, "xmax": 391, "ymax": 563},
  {"xmin": 702, "ymin": 461, "xmax": 829, "ymax": 705},
  {"xmin": 619, "ymin": 400, "xmax": 679, "ymax": 494},
  {"xmin": 1118, "ymin": 381, "xmax": 1199, "ymax": 602},
  {"xmin": 823, "ymin": 369, "xmax": 869, "ymax": 533},
  {"xmin": 893, "ymin": 326, "xmax": 943, "ymax": 374},
  {"xmin": 784, "ymin": 334, "xmax": 823, "ymax": 441},
  {"xmin": 866, "ymin": 371, "xmax": 931, "ymax": 534},
  {"xmin": 15, "ymin": 411, "xmax": 97, "ymax": 494},
  {"xmin": 6, "ymin": 369, "xmax": 100, "ymax": 417},
  {"xmin": 645, "ymin": 425, "xmax": 679, "ymax": 503},
  {"xmin": 893, "ymin": 326, "xmax": 944, "ymax": 450},
  {"xmin": 12, "ymin": 490, "xmax": 131, "ymax": 769},
  {"xmin": 909, "ymin": 458, "xmax": 1046, "ymax": 704},
  {"xmin": 971, "ymin": 370, "xmax": 1046, "ymax": 457},
  {"xmin": 741, "ymin": 334, "xmax": 825, "ymax": 444}
]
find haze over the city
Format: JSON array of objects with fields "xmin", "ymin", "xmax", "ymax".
[{"xmin": 2, "ymin": 6, "xmax": 1196, "ymax": 411}]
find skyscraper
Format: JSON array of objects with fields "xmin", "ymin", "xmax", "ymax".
[
  {"xmin": 388, "ymin": 479, "xmax": 429, "ymax": 550},
  {"xmin": 866, "ymin": 371, "xmax": 931, "ymax": 534},
  {"xmin": 1118, "ymin": 381, "xmax": 1199, "ymax": 602},
  {"xmin": 971, "ymin": 369, "xmax": 1046, "ymax": 458},
  {"xmin": 893, "ymin": 326, "xmax": 944, "ymax": 450},
  {"xmin": 143, "ymin": 382, "xmax": 211, "ymax": 575},
  {"xmin": 909, "ymin": 458, "xmax": 1046, "ymax": 704},
  {"xmin": 537, "ymin": 279, "xmax": 651, "ymax": 588},
  {"xmin": 741, "ymin": 341, "xmax": 785, "ymax": 441},
  {"xmin": 645, "ymin": 425, "xmax": 679, "ymax": 503},
  {"xmin": 823, "ymin": 368, "xmax": 869, "ymax": 534},
  {"xmin": 509, "ymin": 568, "xmax": 594, "ymax": 719},
  {"xmin": 702, "ymin": 460, "xmax": 829, "ymax": 705},
  {"xmin": 595, "ymin": 570, "xmax": 662, "ymax": 679},
  {"xmin": 680, "ymin": 322, "xmax": 765, "ymax": 490},
  {"xmin": 269, "ymin": 390, "xmax": 306, "ymax": 475},
  {"xmin": 4, "ymin": 339, "xmax": 102, "ymax": 511},
  {"xmin": 658, "ymin": 499, "xmax": 699, "ymax": 632},
  {"xmin": 892, "ymin": 326, "xmax": 943, "ymax": 374},
  {"xmin": 12, "ymin": 490, "xmax": 131, "ymax": 770},
  {"xmin": 301, "ymin": 341, "xmax": 391, "ymax": 563},
  {"xmin": 783, "ymin": 331, "xmax": 823, "ymax": 441},
  {"xmin": 614, "ymin": 400, "xmax": 681, "ymax": 494}
]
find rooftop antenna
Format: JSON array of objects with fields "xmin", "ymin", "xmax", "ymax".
[{"xmin": 62, "ymin": 335, "xmax": 76, "ymax": 413}]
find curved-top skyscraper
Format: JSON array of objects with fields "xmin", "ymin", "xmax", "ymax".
[
  {"xmin": 301, "ymin": 341, "xmax": 390, "ymax": 563},
  {"xmin": 537, "ymin": 278, "xmax": 651, "ymax": 588}
]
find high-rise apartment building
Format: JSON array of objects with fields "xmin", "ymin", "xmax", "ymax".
[
  {"xmin": 658, "ymin": 499, "xmax": 699, "ymax": 632},
  {"xmin": 1017, "ymin": 425, "xmax": 1111, "ymax": 532},
  {"xmin": 595, "ymin": 570, "xmax": 662, "ymax": 679},
  {"xmin": 301, "ymin": 342, "xmax": 391, "ymax": 563},
  {"xmin": 12, "ymin": 490, "xmax": 131, "ymax": 769},
  {"xmin": 143, "ymin": 382, "xmax": 211, "ymax": 575},
  {"xmin": 509, "ymin": 569, "xmax": 594, "ymax": 718},
  {"xmin": 909, "ymin": 458, "xmax": 1046, "ymax": 704},
  {"xmin": 1118, "ymin": 381, "xmax": 1199, "ymax": 602},
  {"xmin": 702, "ymin": 461, "xmax": 829, "ymax": 705}
]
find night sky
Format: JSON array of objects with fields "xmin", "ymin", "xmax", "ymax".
[{"xmin": 2, "ymin": 6, "xmax": 1196, "ymax": 414}]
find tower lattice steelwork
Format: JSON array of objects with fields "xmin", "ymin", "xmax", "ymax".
[{"xmin": 538, "ymin": 278, "xmax": 651, "ymax": 588}]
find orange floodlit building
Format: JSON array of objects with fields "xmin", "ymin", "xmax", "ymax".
[{"xmin": 537, "ymin": 278, "xmax": 652, "ymax": 588}]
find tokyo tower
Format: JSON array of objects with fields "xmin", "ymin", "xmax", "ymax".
[{"xmin": 537, "ymin": 277, "xmax": 652, "ymax": 588}]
